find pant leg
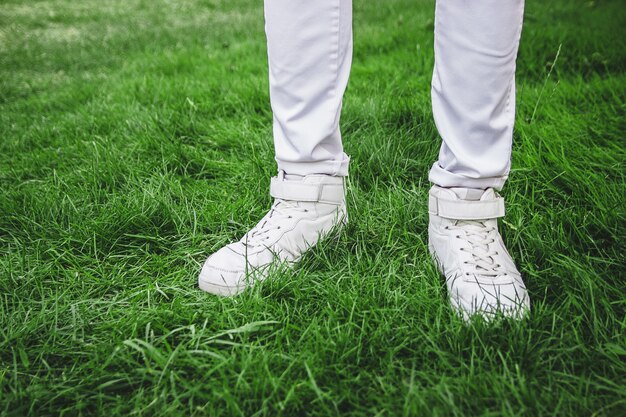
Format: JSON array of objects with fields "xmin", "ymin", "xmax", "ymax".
[
  {"xmin": 264, "ymin": 0, "xmax": 353, "ymax": 176},
  {"xmin": 428, "ymin": 0, "xmax": 525, "ymax": 190}
]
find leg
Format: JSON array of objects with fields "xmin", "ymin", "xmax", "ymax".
[
  {"xmin": 198, "ymin": 0, "xmax": 353, "ymax": 295},
  {"xmin": 266, "ymin": 0, "xmax": 352, "ymax": 176},
  {"xmin": 427, "ymin": 0, "xmax": 530, "ymax": 320},
  {"xmin": 429, "ymin": 0, "xmax": 524, "ymax": 190}
]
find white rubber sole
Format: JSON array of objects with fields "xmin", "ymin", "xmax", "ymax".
[{"xmin": 198, "ymin": 278, "xmax": 245, "ymax": 297}]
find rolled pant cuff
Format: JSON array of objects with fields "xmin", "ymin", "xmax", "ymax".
[
  {"xmin": 428, "ymin": 162, "xmax": 507, "ymax": 191},
  {"xmin": 276, "ymin": 153, "xmax": 350, "ymax": 177}
]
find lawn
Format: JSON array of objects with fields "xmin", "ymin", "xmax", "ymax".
[{"xmin": 1, "ymin": 0, "xmax": 625, "ymax": 415}]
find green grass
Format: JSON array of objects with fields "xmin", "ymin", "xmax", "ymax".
[{"xmin": 1, "ymin": 0, "xmax": 625, "ymax": 415}]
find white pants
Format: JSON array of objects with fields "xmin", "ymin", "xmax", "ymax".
[{"xmin": 264, "ymin": 0, "xmax": 524, "ymax": 190}]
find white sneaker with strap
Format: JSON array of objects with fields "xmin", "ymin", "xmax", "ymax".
[
  {"xmin": 428, "ymin": 185, "xmax": 530, "ymax": 320},
  {"xmin": 198, "ymin": 171, "xmax": 347, "ymax": 296}
]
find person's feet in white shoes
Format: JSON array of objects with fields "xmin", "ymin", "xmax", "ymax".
[
  {"xmin": 198, "ymin": 171, "xmax": 347, "ymax": 296},
  {"xmin": 428, "ymin": 185, "xmax": 530, "ymax": 320}
]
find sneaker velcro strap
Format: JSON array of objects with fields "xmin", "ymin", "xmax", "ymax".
[
  {"xmin": 429, "ymin": 193, "xmax": 505, "ymax": 220},
  {"xmin": 270, "ymin": 177, "xmax": 344, "ymax": 205}
]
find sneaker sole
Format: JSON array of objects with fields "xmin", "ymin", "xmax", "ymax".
[{"xmin": 198, "ymin": 278, "xmax": 245, "ymax": 297}]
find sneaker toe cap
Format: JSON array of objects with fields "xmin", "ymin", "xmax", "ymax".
[
  {"xmin": 198, "ymin": 245, "xmax": 247, "ymax": 296},
  {"xmin": 451, "ymin": 277, "xmax": 530, "ymax": 320}
]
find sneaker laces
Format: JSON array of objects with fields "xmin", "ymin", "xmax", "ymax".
[
  {"xmin": 448, "ymin": 220, "xmax": 506, "ymax": 278},
  {"xmin": 242, "ymin": 200, "xmax": 310, "ymax": 247}
]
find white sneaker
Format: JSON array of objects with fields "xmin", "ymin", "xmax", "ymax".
[
  {"xmin": 428, "ymin": 185, "xmax": 530, "ymax": 320},
  {"xmin": 198, "ymin": 171, "xmax": 347, "ymax": 296}
]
